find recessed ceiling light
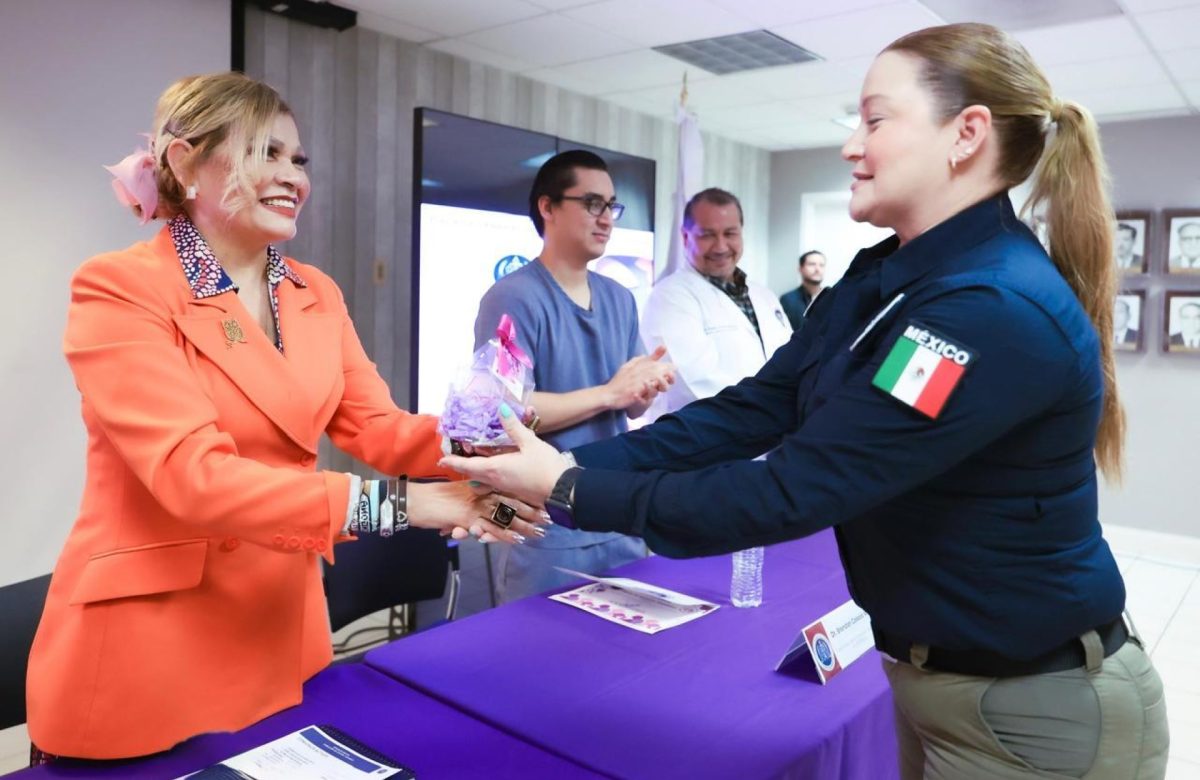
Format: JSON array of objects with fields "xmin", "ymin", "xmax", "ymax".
[{"xmin": 833, "ymin": 115, "xmax": 860, "ymax": 131}]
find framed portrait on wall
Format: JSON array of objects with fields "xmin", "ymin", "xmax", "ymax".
[
  {"xmin": 1114, "ymin": 211, "xmax": 1150, "ymax": 274},
  {"xmin": 1113, "ymin": 291, "xmax": 1144, "ymax": 352},
  {"xmin": 1163, "ymin": 211, "xmax": 1200, "ymax": 274},
  {"xmin": 1164, "ymin": 292, "xmax": 1200, "ymax": 352}
]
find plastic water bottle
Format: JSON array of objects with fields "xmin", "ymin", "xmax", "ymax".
[{"xmin": 731, "ymin": 546, "xmax": 764, "ymax": 607}]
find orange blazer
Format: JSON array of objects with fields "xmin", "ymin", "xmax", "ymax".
[{"xmin": 28, "ymin": 227, "xmax": 450, "ymax": 759}]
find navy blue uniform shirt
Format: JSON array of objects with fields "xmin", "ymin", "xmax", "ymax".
[{"xmin": 571, "ymin": 193, "xmax": 1125, "ymax": 659}]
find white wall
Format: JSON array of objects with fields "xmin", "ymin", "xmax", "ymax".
[
  {"xmin": 1093, "ymin": 116, "xmax": 1200, "ymax": 540},
  {"xmin": 768, "ymin": 116, "xmax": 1200, "ymax": 539},
  {"xmin": 0, "ymin": 0, "xmax": 230, "ymax": 586},
  {"xmin": 767, "ymin": 147, "xmax": 851, "ymax": 296}
]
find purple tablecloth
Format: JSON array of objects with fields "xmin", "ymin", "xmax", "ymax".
[
  {"xmin": 365, "ymin": 530, "xmax": 899, "ymax": 780},
  {"xmin": 13, "ymin": 663, "xmax": 604, "ymax": 779}
]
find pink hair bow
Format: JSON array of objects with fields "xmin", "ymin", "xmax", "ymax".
[
  {"xmin": 495, "ymin": 314, "xmax": 533, "ymax": 378},
  {"xmin": 103, "ymin": 135, "xmax": 158, "ymax": 224}
]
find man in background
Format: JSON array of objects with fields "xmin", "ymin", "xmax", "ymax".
[
  {"xmin": 1113, "ymin": 297, "xmax": 1138, "ymax": 348},
  {"xmin": 1169, "ymin": 301, "xmax": 1200, "ymax": 349},
  {"xmin": 1170, "ymin": 221, "xmax": 1200, "ymax": 271},
  {"xmin": 640, "ymin": 187, "xmax": 791, "ymax": 417},
  {"xmin": 473, "ymin": 150, "xmax": 673, "ymax": 603},
  {"xmin": 780, "ymin": 250, "xmax": 827, "ymax": 329},
  {"xmin": 1114, "ymin": 223, "xmax": 1143, "ymax": 271}
]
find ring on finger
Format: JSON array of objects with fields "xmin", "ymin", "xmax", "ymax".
[{"xmin": 490, "ymin": 501, "xmax": 517, "ymax": 530}]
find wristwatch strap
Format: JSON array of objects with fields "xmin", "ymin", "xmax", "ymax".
[{"xmin": 547, "ymin": 466, "xmax": 584, "ymax": 529}]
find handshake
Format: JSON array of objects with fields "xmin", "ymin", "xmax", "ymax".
[{"xmin": 425, "ymin": 346, "xmax": 675, "ymax": 545}]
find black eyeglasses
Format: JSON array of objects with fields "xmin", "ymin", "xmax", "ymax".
[{"xmin": 560, "ymin": 194, "xmax": 625, "ymax": 220}]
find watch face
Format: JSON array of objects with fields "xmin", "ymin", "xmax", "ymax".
[{"xmin": 545, "ymin": 498, "xmax": 575, "ymax": 530}]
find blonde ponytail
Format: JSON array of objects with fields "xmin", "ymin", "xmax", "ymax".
[
  {"xmin": 886, "ymin": 24, "xmax": 1125, "ymax": 480},
  {"xmin": 1027, "ymin": 102, "xmax": 1124, "ymax": 481}
]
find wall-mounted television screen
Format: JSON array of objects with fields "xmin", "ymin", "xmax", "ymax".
[{"xmin": 412, "ymin": 108, "xmax": 657, "ymax": 414}]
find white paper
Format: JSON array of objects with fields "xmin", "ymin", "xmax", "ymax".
[
  {"xmin": 179, "ymin": 726, "xmax": 403, "ymax": 780},
  {"xmin": 550, "ymin": 568, "xmax": 718, "ymax": 634}
]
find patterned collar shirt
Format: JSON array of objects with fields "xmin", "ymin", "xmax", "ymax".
[
  {"xmin": 169, "ymin": 214, "xmax": 306, "ymax": 353},
  {"xmin": 702, "ymin": 266, "xmax": 762, "ymax": 341}
]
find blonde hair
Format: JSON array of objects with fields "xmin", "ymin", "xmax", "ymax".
[
  {"xmin": 885, "ymin": 23, "xmax": 1124, "ymax": 481},
  {"xmin": 146, "ymin": 72, "xmax": 291, "ymax": 220}
]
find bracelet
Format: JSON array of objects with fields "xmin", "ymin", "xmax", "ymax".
[
  {"xmin": 353, "ymin": 489, "xmax": 373, "ymax": 535},
  {"xmin": 378, "ymin": 479, "xmax": 394, "ymax": 538},
  {"xmin": 367, "ymin": 478, "xmax": 381, "ymax": 526},
  {"xmin": 392, "ymin": 475, "xmax": 409, "ymax": 531}
]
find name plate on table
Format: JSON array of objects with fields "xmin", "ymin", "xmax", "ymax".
[
  {"xmin": 775, "ymin": 600, "xmax": 874, "ymax": 684},
  {"xmin": 549, "ymin": 567, "xmax": 719, "ymax": 634}
]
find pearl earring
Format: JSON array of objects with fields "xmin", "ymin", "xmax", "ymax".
[{"xmin": 185, "ymin": 184, "xmax": 198, "ymax": 200}]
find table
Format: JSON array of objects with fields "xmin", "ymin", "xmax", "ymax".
[
  {"xmin": 14, "ymin": 663, "xmax": 606, "ymax": 779},
  {"xmin": 365, "ymin": 530, "xmax": 899, "ymax": 779}
]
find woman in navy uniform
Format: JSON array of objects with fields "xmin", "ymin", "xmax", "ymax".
[{"xmin": 444, "ymin": 23, "xmax": 1169, "ymax": 780}]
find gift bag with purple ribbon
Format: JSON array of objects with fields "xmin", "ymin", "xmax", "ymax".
[{"xmin": 439, "ymin": 314, "xmax": 534, "ymax": 456}]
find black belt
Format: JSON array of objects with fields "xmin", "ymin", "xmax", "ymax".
[{"xmin": 876, "ymin": 617, "xmax": 1128, "ymax": 677}]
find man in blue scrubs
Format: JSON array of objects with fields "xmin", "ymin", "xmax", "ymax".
[{"xmin": 472, "ymin": 150, "xmax": 673, "ymax": 603}]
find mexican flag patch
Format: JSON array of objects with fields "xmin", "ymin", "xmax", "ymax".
[{"xmin": 872, "ymin": 322, "xmax": 975, "ymax": 419}]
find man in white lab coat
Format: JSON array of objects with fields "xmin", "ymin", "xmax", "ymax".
[{"xmin": 641, "ymin": 188, "xmax": 792, "ymax": 416}]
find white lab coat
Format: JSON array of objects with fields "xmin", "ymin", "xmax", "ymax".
[{"xmin": 641, "ymin": 263, "xmax": 793, "ymax": 416}]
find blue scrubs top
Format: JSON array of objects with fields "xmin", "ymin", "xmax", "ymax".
[{"xmin": 571, "ymin": 193, "xmax": 1125, "ymax": 659}]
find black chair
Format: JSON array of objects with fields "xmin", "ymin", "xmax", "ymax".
[
  {"xmin": 324, "ymin": 528, "xmax": 459, "ymax": 656},
  {"xmin": 0, "ymin": 574, "xmax": 52, "ymax": 729}
]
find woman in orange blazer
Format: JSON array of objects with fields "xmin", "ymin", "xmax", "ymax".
[{"xmin": 27, "ymin": 72, "xmax": 542, "ymax": 761}]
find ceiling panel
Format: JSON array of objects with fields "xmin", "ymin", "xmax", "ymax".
[
  {"xmin": 1120, "ymin": 0, "xmax": 1200, "ymax": 12},
  {"xmin": 708, "ymin": 0, "xmax": 896, "ymax": 28},
  {"xmin": 1135, "ymin": 5, "xmax": 1200, "ymax": 52},
  {"xmin": 340, "ymin": 0, "xmax": 545, "ymax": 38},
  {"xmin": 1159, "ymin": 47, "xmax": 1200, "ymax": 80},
  {"xmin": 709, "ymin": 100, "xmax": 822, "ymax": 130},
  {"xmin": 724, "ymin": 57, "xmax": 874, "ymax": 102},
  {"xmin": 601, "ymin": 90, "xmax": 676, "ymax": 118},
  {"xmin": 604, "ymin": 73, "xmax": 776, "ymax": 116},
  {"xmin": 771, "ymin": 1, "xmax": 947, "ymax": 61},
  {"xmin": 524, "ymin": 49, "xmax": 706, "ymax": 95},
  {"xmin": 562, "ymin": 0, "xmax": 757, "ymax": 48},
  {"xmin": 458, "ymin": 13, "xmax": 639, "ymax": 67},
  {"xmin": 790, "ymin": 89, "xmax": 864, "ymax": 121},
  {"xmin": 527, "ymin": 0, "xmax": 602, "ymax": 8},
  {"xmin": 1175, "ymin": 77, "xmax": 1200, "ymax": 106},
  {"xmin": 1068, "ymin": 81, "xmax": 1187, "ymax": 116},
  {"xmin": 921, "ymin": 0, "xmax": 1122, "ymax": 31},
  {"xmin": 1014, "ymin": 16, "xmax": 1148, "ymax": 66},
  {"xmin": 1043, "ymin": 53, "xmax": 1171, "ymax": 95},
  {"xmin": 332, "ymin": 0, "xmax": 1200, "ymax": 150},
  {"xmin": 758, "ymin": 119, "xmax": 855, "ymax": 150}
]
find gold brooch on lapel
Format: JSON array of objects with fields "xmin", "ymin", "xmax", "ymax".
[{"xmin": 222, "ymin": 318, "xmax": 247, "ymax": 348}]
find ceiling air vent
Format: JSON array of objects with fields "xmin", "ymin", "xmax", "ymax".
[{"xmin": 653, "ymin": 30, "xmax": 821, "ymax": 76}]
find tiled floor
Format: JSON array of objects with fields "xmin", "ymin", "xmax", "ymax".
[{"xmin": 3, "ymin": 526, "xmax": 1197, "ymax": 777}]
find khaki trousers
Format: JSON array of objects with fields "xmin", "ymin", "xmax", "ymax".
[{"xmin": 883, "ymin": 640, "xmax": 1169, "ymax": 779}]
